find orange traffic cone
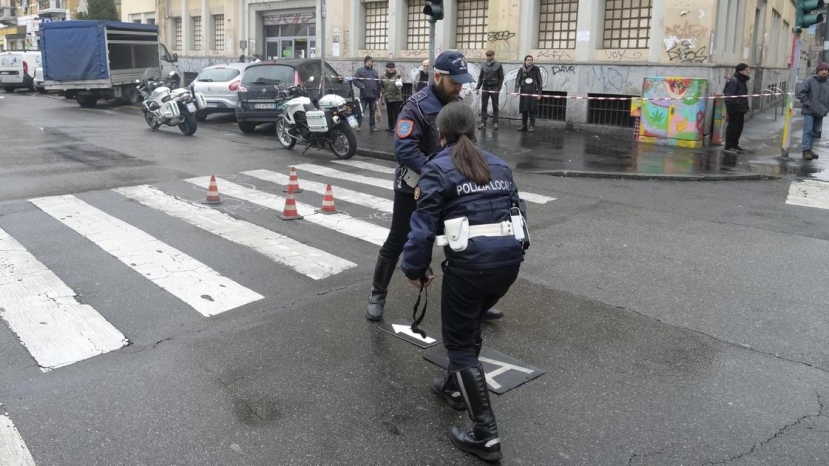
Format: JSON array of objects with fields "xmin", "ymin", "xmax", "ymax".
[
  {"xmin": 283, "ymin": 167, "xmax": 304, "ymax": 193},
  {"xmin": 203, "ymin": 175, "xmax": 224, "ymax": 204},
  {"xmin": 316, "ymin": 184, "xmax": 338, "ymax": 214},
  {"xmin": 277, "ymin": 188, "xmax": 304, "ymax": 220}
]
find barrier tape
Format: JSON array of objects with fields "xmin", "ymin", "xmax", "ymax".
[{"xmin": 342, "ymin": 76, "xmax": 790, "ymax": 102}]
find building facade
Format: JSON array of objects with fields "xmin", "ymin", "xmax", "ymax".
[{"xmin": 1, "ymin": 0, "xmax": 83, "ymax": 51}]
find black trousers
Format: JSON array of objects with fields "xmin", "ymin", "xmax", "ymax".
[
  {"xmin": 378, "ymin": 189, "xmax": 417, "ymax": 260},
  {"xmin": 480, "ymin": 89, "xmax": 499, "ymax": 123},
  {"xmin": 386, "ymin": 101, "xmax": 403, "ymax": 130},
  {"xmin": 520, "ymin": 111, "xmax": 536, "ymax": 128},
  {"xmin": 442, "ymin": 263, "xmax": 520, "ymax": 371},
  {"xmin": 725, "ymin": 112, "xmax": 745, "ymax": 149}
]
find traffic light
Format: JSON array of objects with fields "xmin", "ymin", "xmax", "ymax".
[
  {"xmin": 424, "ymin": 0, "xmax": 444, "ymax": 21},
  {"xmin": 796, "ymin": 0, "xmax": 825, "ymax": 31}
]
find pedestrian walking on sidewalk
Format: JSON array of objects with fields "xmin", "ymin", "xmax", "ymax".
[
  {"xmin": 723, "ymin": 63, "xmax": 751, "ymax": 154},
  {"xmin": 354, "ymin": 56, "xmax": 381, "ymax": 131},
  {"xmin": 796, "ymin": 62, "xmax": 829, "ymax": 160},
  {"xmin": 365, "ymin": 51, "xmax": 505, "ymax": 323},
  {"xmin": 515, "ymin": 55, "xmax": 543, "ymax": 132},
  {"xmin": 402, "ymin": 102, "xmax": 527, "ymax": 462},
  {"xmin": 476, "ymin": 50, "xmax": 504, "ymax": 130},
  {"xmin": 380, "ymin": 62, "xmax": 404, "ymax": 132}
]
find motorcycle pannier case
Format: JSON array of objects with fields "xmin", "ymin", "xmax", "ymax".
[
  {"xmin": 161, "ymin": 101, "xmax": 181, "ymax": 119},
  {"xmin": 306, "ymin": 110, "xmax": 328, "ymax": 132}
]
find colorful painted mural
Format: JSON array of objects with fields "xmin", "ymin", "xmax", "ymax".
[{"xmin": 634, "ymin": 77, "xmax": 708, "ymax": 148}]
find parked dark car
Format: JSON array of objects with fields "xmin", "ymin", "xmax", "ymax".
[{"xmin": 235, "ymin": 59, "xmax": 353, "ymax": 134}]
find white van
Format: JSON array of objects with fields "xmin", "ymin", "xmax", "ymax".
[{"xmin": 0, "ymin": 51, "xmax": 42, "ymax": 93}]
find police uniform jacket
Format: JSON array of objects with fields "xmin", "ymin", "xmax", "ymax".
[
  {"xmin": 393, "ymin": 83, "xmax": 446, "ymax": 194},
  {"xmin": 402, "ymin": 145, "xmax": 526, "ymax": 280}
]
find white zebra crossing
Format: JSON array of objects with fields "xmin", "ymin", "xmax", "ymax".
[
  {"xmin": 0, "ymin": 415, "xmax": 35, "ymax": 466},
  {"xmin": 0, "ymin": 226, "xmax": 128, "ymax": 371},
  {"xmin": 242, "ymin": 169, "xmax": 394, "ymax": 213},
  {"xmin": 115, "ymin": 185, "xmax": 357, "ymax": 279},
  {"xmin": 30, "ymin": 195, "xmax": 264, "ymax": 317},
  {"xmin": 185, "ymin": 176, "xmax": 390, "ymax": 246},
  {"xmin": 294, "ymin": 163, "xmax": 557, "ymax": 204},
  {"xmin": 786, "ymin": 179, "xmax": 829, "ymax": 210}
]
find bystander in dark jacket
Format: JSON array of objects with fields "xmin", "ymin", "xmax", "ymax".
[{"xmin": 723, "ymin": 63, "xmax": 751, "ymax": 153}]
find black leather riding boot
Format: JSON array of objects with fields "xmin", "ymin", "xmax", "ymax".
[
  {"xmin": 366, "ymin": 254, "xmax": 397, "ymax": 321},
  {"xmin": 450, "ymin": 364, "xmax": 502, "ymax": 462},
  {"xmin": 483, "ymin": 307, "xmax": 504, "ymax": 320},
  {"xmin": 431, "ymin": 372, "xmax": 466, "ymax": 410}
]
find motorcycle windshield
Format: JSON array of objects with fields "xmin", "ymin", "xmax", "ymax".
[{"xmin": 141, "ymin": 67, "xmax": 162, "ymax": 82}]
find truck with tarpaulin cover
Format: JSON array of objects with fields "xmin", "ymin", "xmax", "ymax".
[{"xmin": 40, "ymin": 20, "xmax": 178, "ymax": 108}]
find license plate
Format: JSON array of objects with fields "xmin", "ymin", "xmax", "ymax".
[
  {"xmin": 255, "ymin": 103, "xmax": 276, "ymax": 109},
  {"xmin": 186, "ymin": 103, "xmax": 197, "ymax": 113},
  {"xmin": 347, "ymin": 115, "xmax": 358, "ymax": 128},
  {"xmin": 207, "ymin": 103, "xmax": 220, "ymax": 108}
]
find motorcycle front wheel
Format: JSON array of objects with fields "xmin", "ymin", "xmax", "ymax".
[
  {"xmin": 144, "ymin": 110, "xmax": 161, "ymax": 130},
  {"xmin": 179, "ymin": 113, "xmax": 198, "ymax": 136},
  {"xmin": 329, "ymin": 123, "xmax": 357, "ymax": 159},
  {"xmin": 275, "ymin": 117, "xmax": 297, "ymax": 150}
]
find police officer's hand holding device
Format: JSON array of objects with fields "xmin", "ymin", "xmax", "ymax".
[
  {"xmin": 401, "ymin": 102, "xmax": 529, "ymax": 462},
  {"xmin": 365, "ymin": 51, "xmax": 506, "ymax": 322}
]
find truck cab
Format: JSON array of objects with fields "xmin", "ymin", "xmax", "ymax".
[{"xmin": 159, "ymin": 43, "xmax": 179, "ymax": 79}]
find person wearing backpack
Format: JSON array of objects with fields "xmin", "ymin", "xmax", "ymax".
[{"xmin": 723, "ymin": 63, "xmax": 751, "ymax": 154}]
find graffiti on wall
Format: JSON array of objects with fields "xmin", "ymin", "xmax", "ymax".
[
  {"xmin": 585, "ymin": 65, "xmax": 633, "ymax": 93},
  {"xmin": 664, "ymin": 20, "xmax": 710, "ymax": 63},
  {"xmin": 536, "ymin": 50, "xmax": 573, "ymax": 60}
]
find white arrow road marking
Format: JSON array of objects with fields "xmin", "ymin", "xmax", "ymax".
[
  {"xmin": 242, "ymin": 169, "xmax": 394, "ymax": 213},
  {"xmin": 31, "ymin": 195, "xmax": 264, "ymax": 317},
  {"xmin": 296, "ymin": 163, "xmax": 557, "ymax": 204},
  {"xmin": 391, "ymin": 323, "xmax": 436, "ymax": 344},
  {"xmin": 186, "ymin": 177, "xmax": 390, "ymax": 246},
  {"xmin": 0, "ymin": 415, "xmax": 36, "ymax": 466},
  {"xmin": 0, "ymin": 227, "xmax": 128, "ymax": 371},
  {"xmin": 116, "ymin": 185, "xmax": 356, "ymax": 280},
  {"xmin": 786, "ymin": 179, "xmax": 829, "ymax": 210}
]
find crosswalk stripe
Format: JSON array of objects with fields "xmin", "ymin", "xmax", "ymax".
[
  {"xmin": 186, "ymin": 177, "xmax": 390, "ymax": 246},
  {"xmin": 295, "ymin": 163, "xmax": 556, "ymax": 204},
  {"xmin": 0, "ymin": 227, "xmax": 128, "ymax": 371},
  {"xmin": 786, "ymin": 180, "xmax": 829, "ymax": 210},
  {"xmin": 0, "ymin": 415, "xmax": 36, "ymax": 466},
  {"xmin": 242, "ymin": 169, "xmax": 394, "ymax": 213},
  {"xmin": 116, "ymin": 185, "xmax": 357, "ymax": 279},
  {"xmin": 30, "ymin": 195, "xmax": 263, "ymax": 317},
  {"xmin": 332, "ymin": 160, "xmax": 397, "ymax": 174}
]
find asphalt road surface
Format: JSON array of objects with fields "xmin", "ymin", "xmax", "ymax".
[{"xmin": 1, "ymin": 92, "xmax": 829, "ymax": 465}]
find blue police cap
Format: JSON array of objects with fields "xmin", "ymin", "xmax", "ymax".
[{"xmin": 434, "ymin": 51, "xmax": 474, "ymax": 84}]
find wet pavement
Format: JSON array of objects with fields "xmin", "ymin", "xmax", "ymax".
[{"xmin": 353, "ymin": 106, "xmax": 829, "ymax": 180}]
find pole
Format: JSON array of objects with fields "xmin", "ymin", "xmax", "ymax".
[
  {"xmin": 782, "ymin": 32, "xmax": 802, "ymax": 158},
  {"xmin": 320, "ymin": 0, "xmax": 326, "ymax": 95},
  {"xmin": 428, "ymin": 19, "xmax": 436, "ymax": 76}
]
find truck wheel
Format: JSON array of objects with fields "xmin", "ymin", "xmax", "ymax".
[
  {"xmin": 77, "ymin": 96, "xmax": 98, "ymax": 108},
  {"xmin": 4, "ymin": 87, "xmax": 15, "ymax": 93},
  {"xmin": 178, "ymin": 114, "xmax": 198, "ymax": 136},
  {"xmin": 127, "ymin": 86, "xmax": 142, "ymax": 105},
  {"xmin": 36, "ymin": 88, "xmax": 48, "ymax": 94},
  {"xmin": 238, "ymin": 121, "xmax": 257, "ymax": 134}
]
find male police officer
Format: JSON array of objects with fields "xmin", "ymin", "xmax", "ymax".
[{"xmin": 365, "ymin": 51, "xmax": 505, "ymax": 322}]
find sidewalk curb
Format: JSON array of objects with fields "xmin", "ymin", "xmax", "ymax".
[{"xmin": 531, "ymin": 170, "xmax": 777, "ymax": 181}]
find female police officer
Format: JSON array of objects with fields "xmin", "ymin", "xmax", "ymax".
[{"xmin": 402, "ymin": 102, "xmax": 527, "ymax": 462}]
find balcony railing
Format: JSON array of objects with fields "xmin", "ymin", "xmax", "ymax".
[{"xmin": 0, "ymin": 5, "xmax": 17, "ymax": 24}]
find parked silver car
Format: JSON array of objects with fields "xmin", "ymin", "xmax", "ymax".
[{"xmin": 189, "ymin": 63, "xmax": 251, "ymax": 121}]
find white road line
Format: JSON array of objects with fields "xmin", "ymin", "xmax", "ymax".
[
  {"xmin": 30, "ymin": 195, "xmax": 263, "ymax": 316},
  {"xmin": 116, "ymin": 185, "xmax": 356, "ymax": 280},
  {"xmin": 786, "ymin": 180, "xmax": 829, "ymax": 210},
  {"xmin": 332, "ymin": 160, "xmax": 397, "ymax": 174},
  {"xmin": 0, "ymin": 226, "xmax": 128, "ymax": 371},
  {"xmin": 0, "ymin": 415, "xmax": 36, "ymax": 466},
  {"xmin": 185, "ymin": 177, "xmax": 390, "ymax": 246},
  {"xmin": 242, "ymin": 169, "xmax": 394, "ymax": 213},
  {"xmin": 295, "ymin": 163, "xmax": 556, "ymax": 204}
]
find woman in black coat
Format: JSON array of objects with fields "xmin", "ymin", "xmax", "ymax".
[{"xmin": 515, "ymin": 55, "xmax": 543, "ymax": 132}]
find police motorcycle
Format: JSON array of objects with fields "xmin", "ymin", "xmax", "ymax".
[
  {"xmin": 274, "ymin": 76, "xmax": 359, "ymax": 159},
  {"xmin": 137, "ymin": 69, "xmax": 207, "ymax": 136}
]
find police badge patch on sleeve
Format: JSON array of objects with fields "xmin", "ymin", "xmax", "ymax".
[{"xmin": 397, "ymin": 119, "xmax": 415, "ymax": 138}]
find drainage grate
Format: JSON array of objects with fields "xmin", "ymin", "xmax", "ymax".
[
  {"xmin": 587, "ymin": 93, "xmax": 636, "ymax": 127},
  {"xmin": 538, "ymin": 91, "xmax": 567, "ymax": 121}
]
